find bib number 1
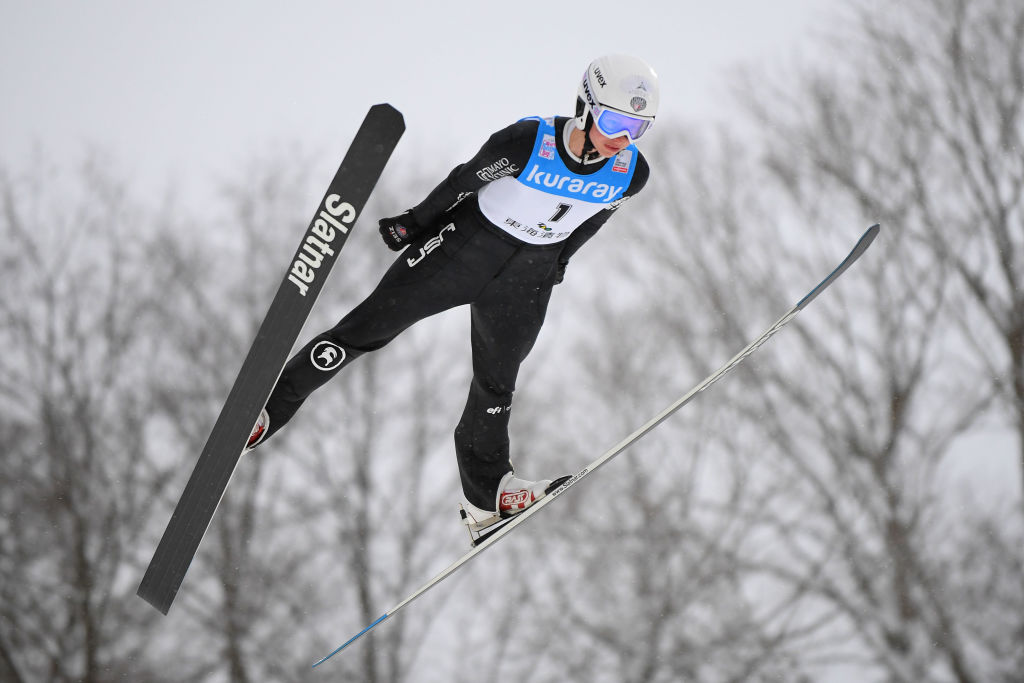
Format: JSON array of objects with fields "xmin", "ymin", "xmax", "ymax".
[{"xmin": 549, "ymin": 203, "xmax": 571, "ymax": 222}]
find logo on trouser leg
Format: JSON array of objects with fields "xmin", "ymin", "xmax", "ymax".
[{"xmin": 311, "ymin": 341, "xmax": 346, "ymax": 371}]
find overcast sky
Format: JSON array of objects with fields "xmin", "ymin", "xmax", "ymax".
[{"xmin": 2, "ymin": 0, "xmax": 827, "ymax": 203}]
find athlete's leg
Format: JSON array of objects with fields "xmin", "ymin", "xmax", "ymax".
[
  {"xmin": 261, "ymin": 221, "xmax": 496, "ymax": 441},
  {"xmin": 455, "ymin": 252, "xmax": 558, "ymax": 508}
]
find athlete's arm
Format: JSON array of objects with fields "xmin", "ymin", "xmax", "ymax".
[{"xmin": 408, "ymin": 119, "xmax": 539, "ymax": 229}]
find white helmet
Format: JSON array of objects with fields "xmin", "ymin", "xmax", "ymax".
[{"xmin": 574, "ymin": 54, "xmax": 659, "ymax": 142}]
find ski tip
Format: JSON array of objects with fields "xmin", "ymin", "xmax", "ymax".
[
  {"xmin": 795, "ymin": 223, "xmax": 882, "ymax": 310},
  {"xmin": 850, "ymin": 223, "xmax": 881, "ymax": 259}
]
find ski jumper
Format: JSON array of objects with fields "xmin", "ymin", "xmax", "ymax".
[{"xmin": 261, "ymin": 116, "xmax": 649, "ymax": 509}]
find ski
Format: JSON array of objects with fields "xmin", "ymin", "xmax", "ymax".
[
  {"xmin": 311, "ymin": 223, "xmax": 880, "ymax": 668},
  {"xmin": 137, "ymin": 104, "xmax": 405, "ymax": 615}
]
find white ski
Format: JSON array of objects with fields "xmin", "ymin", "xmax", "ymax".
[{"xmin": 312, "ymin": 224, "xmax": 881, "ymax": 669}]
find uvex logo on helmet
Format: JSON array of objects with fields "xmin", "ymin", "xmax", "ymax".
[{"xmin": 581, "ymin": 78, "xmax": 598, "ymax": 109}]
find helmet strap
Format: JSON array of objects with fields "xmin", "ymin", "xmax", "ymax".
[{"xmin": 577, "ymin": 113, "xmax": 599, "ymax": 171}]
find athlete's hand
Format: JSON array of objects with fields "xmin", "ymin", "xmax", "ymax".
[{"xmin": 378, "ymin": 211, "xmax": 421, "ymax": 251}]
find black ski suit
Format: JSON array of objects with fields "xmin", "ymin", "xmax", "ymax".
[{"xmin": 261, "ymin": 115, "xmax": 649, "ymax": 509}]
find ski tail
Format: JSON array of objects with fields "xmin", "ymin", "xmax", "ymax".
[{"xmin": 312, "ymin": 614, "xmax": 389, "ymax": 668}]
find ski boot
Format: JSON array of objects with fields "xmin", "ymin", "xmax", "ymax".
[
  {"xmin": 245, "ymin": 408, "xmax": 269, "ymax": 451},
  {"xmin": 459, "ymin": 471, "xmax": 571, "ymax": 545}
]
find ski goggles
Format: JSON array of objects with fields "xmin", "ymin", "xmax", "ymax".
[{"xmin": 592, "ymin": 105, "xmax": 653, "ymax": 142}]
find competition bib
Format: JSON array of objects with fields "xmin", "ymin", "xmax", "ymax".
[{"xmin": 477, "ymin": 117, "xmax": 637, "ymax": 245}]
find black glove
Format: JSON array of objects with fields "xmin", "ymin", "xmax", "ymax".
[{"xmin": 378, "ymin": 211, "xmax": 421, "ymax": 251}]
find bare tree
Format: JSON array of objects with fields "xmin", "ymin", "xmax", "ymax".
[
  {"xmin": 0, "ymin": 157, "xmax": 175, "ymax": 681},
  {"xmin": 8, "ymin": 6, "xmax": 1021, "ymax": 677},
  {"xmin": 693, "ymin": 0, "xmax": 1024, "ymax": 678},
  {"xmin": 131, "ymin": 146, "xmax": 487, "ymax": 681},
  {"xmin": 731, "ymin": 0, "xmax": 1024, "ymax": 676},
  {"xmin": 0, "ymin": 142, "xmax": 472, "ymax": 682},
  {"xmin": 451, "ymin": 17, "xmax": 1023, "ymax": 673},
  {"xmin": 743, "ymin": 0, "xmax": 1024, "ymax": 499}
]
